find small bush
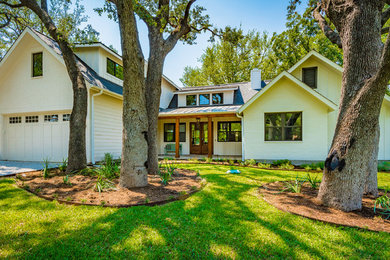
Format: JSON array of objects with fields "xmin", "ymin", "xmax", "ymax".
[
  {"xmin": 97, "ymin": 153, "xmax": 119, "ymax": 179},
  {"xmin": 205, "ymin": 157, "xmax": 213, "ymax": 163},
  {"xmin": 378, "ymin": 161, "xmax": 390, "ymax": 172},
  {"xmin": 279, "ymin": 163, "xmax": 294, "ymax": 170},
  {"xmin": 158, "ymin": 161, "xmax": 176, "ymax": 185},
  {"xmin": 272, "ymin": 159, "xmax": 291, "ymax": 167},
  {"xmin": 59, "ymin": 158, "xmax": 68, "ymax": 172},
  {"xmin": 228, "ymin": 159, "xmax": 235, "ymax": 166},
  {"xmin": 164, "ymin": 157, "xmax": 174, "ymax": 161},
  {"xmin": 283, "ymin": 175, "xmax": 305, "ymax": 193},
  {"xmin": 42, "ymin": 158, "xmax": 50, "ymax": 179},
  {"xmin": 374, "ymin": 191, "xmax": 390, "ymax": 219},
  {"xmin": 246, "ymin": 159, "xmax": 256, "ymax": 166},
  {"xmin": 94, "ymin": 175, "xmax": 116, "ymax": 193},
  {"xmin": 258, "ymin": 162, "xmax": 271, "ymax": 169},
  {"xmin": 192, "ymin": 157, "xmax": 199, "ymax": 163},
  {"xmin": 306, "ymin": 173, "xmax": 320, "ymax": 189},
  {"xmin": 239, "ymin": 160, "xmax": 247, "ymax": 166},
  {"xmin": 79, "ymin": 167, "xmax": 97, "ymax": 177},
  {"xmin": 301, "ymin": 162, "xmax": 324, "ymax": 171}
]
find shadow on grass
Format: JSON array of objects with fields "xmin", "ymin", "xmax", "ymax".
[{"xmin": 1, "ymin": 165, "xmax": 390, "ymax": 259}]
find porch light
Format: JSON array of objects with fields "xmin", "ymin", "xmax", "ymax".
[{"xmin": 196, "ymin": 118, "xmax": 201, "ymax": 128}]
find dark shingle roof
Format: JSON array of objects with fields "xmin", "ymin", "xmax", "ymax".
[{"xmin": 31, "ymin": 28, "xmax": 123, "ymax": 95}]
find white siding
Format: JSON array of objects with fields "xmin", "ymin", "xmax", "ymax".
[{"xmin": 93, "ymin": 94, "xmax": 123, "ymax": 161}]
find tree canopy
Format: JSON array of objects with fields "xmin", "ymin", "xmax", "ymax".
[{"xmin": 180, "ymin": 2, "xmax": 343, "ymax": 87}]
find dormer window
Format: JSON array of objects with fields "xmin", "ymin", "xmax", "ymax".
[
  {"xmin": 199, "ymin": 94, "xmax": 210, "ymax": 105},
  {"xmin": 186, "ymin": 95, "xmax": 196, "ymax": 106},
  {"xmin": 107, "ymin": 58, "xmax": 123, "ymax": 80},
  {"xmin": 32, "ymin": 52, "xmax": 43, "ymax": 77},
  {"xmin": 302, "ymin": 67, "xmax": 317, "ymax": 89},
  {"xmin": 212, "ymin": 93, "xmax": 224, "ymax": 104}
]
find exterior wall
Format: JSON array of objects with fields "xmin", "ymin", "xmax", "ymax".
[
  {"xmin": 93, "ymin": 93, "xmax": 123, "ymax": 162},
  {"xmin": 243, "ymin": 77, "xmax": 330, "ymax": 161},
  {"xmin": 0, "ymin": 115, "xmax": 4, "ymax": 159},
  {"xmin": 177, "ymin": 90, "xmax": 235, "ymax": 107},
  {"xmin": 160, "ymin": 78, "xmax": 176, "ymax": 109},
  {"xmin": 378, "ymin": 103, "xmax": 390, "ymax": 160},
  {"xmin": 157, "ymin": 116, "xmax": 242, "ymax": 156}
]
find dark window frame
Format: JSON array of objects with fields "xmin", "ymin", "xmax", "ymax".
[
  {"xmin": 186, "ymin": 95, "xmax": 197, "ymax": 106},
  {"xmin": 106, "ymin": 58, "xmax": 124, "ymax": 80},
  {"xmin": 217, "ymin": 121, "xmax": 242, "ymax": 142},
  {"xmin": 302, "ymin": 67, "xmax": 318, "ymax": 89},
  {"xmin": 212, "ymin": 93, "xmax": 224, "ymax": 105},
  {"xmin": 32, "ymin": 52, "xmax": 43, "ymax": 77},
  {"xmin": 164, "ymin": 123, "xmax": 186, "ymax": 142},
  {"xmin": 264, "ymin": 112, "xmax": 303, "ymax": 141}
]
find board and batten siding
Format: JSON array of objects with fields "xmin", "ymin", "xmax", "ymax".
[{"xmin": 93, "ymin": 94, "xmax": 123, "ymax": 162}]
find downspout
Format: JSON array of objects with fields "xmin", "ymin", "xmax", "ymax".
[
  {"xmin": 236, "ymin": 112, "xmax": 245, "ymax": 161},
  {"xmin": 91, "ymin": 88, "xmax": 104, "ymax": 164}
]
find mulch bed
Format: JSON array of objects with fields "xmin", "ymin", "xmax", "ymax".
[
  {"xmin": 259, "ymin": 182, "xmax": 390, "ymax": 233},
  {"xmin": 15, "ymin": 169, "xmax": 205, "ymax": 207}
]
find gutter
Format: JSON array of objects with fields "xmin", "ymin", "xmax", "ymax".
[
  {"xmin": 236, "ymin": 112, "xmax": 245, "ymax": 161},
  {"xmin": 91, "ymin": 88, "xmax": 104, "ymax": 164}
]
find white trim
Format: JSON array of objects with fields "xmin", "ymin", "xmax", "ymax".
[
  {"xmin": 75, "ymin": 43, "xmax": 122, "ymax": 61},
  {"xmin": 90, "ymin": 89, "xmax": 104, "ymax": 164},
  {"xmin": 174, "ymin": 87, "xmax": 238, "ymax": 94},
  {"xmin": 237, "ymin": 71, "xmax": 338, "ymax": 114},
  {"xmin": 287, "ymin": 50, "xmax": 343, "ymax": 74}
]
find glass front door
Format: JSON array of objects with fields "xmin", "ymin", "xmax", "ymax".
[{"xmin": 190, "ymin": 122, "xmax": 211, "ymax": 155}]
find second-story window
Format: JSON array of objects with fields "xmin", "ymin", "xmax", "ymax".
[
  {"xmin": 199, "ymin": 94, "xmax": 210, "ymax": 105},
  {"xmin": 186, "ymin": 95, "xmax": 197, "ymax": 106},
  {"xmin": 32, "ymin": 52, "xmax": 43, "ymax": 77},
  {"xmin": 107, "ymin": 58, "xmax": 124, "ymax": 80},
  {"xmin": 212, "ymin": 93, "xmax": 224, "ymax": 104},
  {"xmin": 302, "ymin": 67, "xmax": 317, "ymax": 89}
]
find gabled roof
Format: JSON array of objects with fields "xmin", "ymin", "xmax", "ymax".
[
  {"xmin": 237, "ymin": 71, "xmax": 338, "ymax": 114},
  {"xmin": 288, "ymin": 50, "xmax": 343, "ymax": 74}
]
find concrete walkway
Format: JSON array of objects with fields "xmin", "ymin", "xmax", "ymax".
[{"xmin": 0, "ymin": 161, "xmax": 58, "ymax": 177}]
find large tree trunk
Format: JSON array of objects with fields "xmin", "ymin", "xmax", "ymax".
[
  {"xmin": 365, "ymin": 125, "xmax": 380, "ymax": 196},
  {"xmin": 146, "ymin": 31, "xmax": 166, "ymax": 175},
  {"xmin": 318, "ymin": 1, "xmax": 386, "ymax": 211},
  {"xmin": 116, "ymin": 0, "xmax": 149, "ymax": 188},
  {"xmin": 21, "ymin": 0, "xmax": 87, "ymax": 172}
]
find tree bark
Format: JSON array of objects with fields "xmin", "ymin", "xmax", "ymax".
[
  {"xmin": 20, "ymin": 0, "xmax": 87, "ymax": 172},
  {"xmin": 116, "ymin": 0, "xmax": 149, "ymax": 188},
  {"xmin": 365, "ymin": 125, "xmax": 379, "ymax": 197},
  {"xmin": 317, "ymin": 0, "xmax": 387, "ymax": 211},
  {"xmin": 146, "ymin": 29, "xmax": 166, "ymax": 175}
]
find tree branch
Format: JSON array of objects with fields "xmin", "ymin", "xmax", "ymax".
[
  {"xmin": 313, "ymin": 3, "xmax": 342, "ymax": 48},
  {"xmin": 382, "ymin": 7, "xmax": 390, "ymax": 26},
  {"xmin": 0, "ymin": 0, "xmax": 24, "ymax": 8}
]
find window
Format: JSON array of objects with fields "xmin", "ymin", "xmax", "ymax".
[
  {"xmin": 44, "ymin": 114, "xmax": 58, "ymax": 122},
  {"xmin": 107, "ymin": 58, "xmax": 124, "ymax": 80},
  {"xmin": 26, "ymin": 116, "xmax": 39, "ymax": 123},
  {"xmin": 218, "ymin": 122, "xmax": 242, "ymax": 142},
  {"xmin": 212, "ymin": 93, "xmax": 224, "ymax": 105},
  {"xmin": 164, "ymin": 123, "xmax": 186, "ymax": 142},
  {"xmin": 32, "ymin": 52, "xmax": 43, "ymax": 77},
  {"xmin": 63, "ymin": 114, "xmax": 71, "ymax": 121},
  {"xmin": 9, "ymin": 117, "xmax": 21, "ymax": 124},
  {"xmin": 186, "ymin": 95, "xmax": 197, "ymax": 106},
  {"xmin": 199, "ymin": 94, "xmax": 210, "ymax": 105},
  {"xmin": 265, "ymin": 112, "xmax": 302, "ymax": 141},
  {"xmin": 302, "ymin": 67, "xmax": 317, "ymax": 89}
]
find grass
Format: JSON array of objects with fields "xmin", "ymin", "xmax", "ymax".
[{"xmin": 1, "ymin": 165, "xmax": 390, "ymax": 259}]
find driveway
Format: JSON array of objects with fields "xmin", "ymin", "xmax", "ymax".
[{"xmin": 0, "ymin": 161, "xmax": 58, "ymax": 177}]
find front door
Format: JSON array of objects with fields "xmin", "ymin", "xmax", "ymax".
[{"xmin": 190, "ymin": 122, "xmax": 212, "ymax": 155}]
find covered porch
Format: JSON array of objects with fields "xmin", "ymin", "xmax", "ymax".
[{"xmin": 157, "ymin": 113, "xmax": 242, "ymax": 159}]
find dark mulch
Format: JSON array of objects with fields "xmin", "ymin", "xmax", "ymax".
[
  {"xmin": 259, "ymin": 181, "xmax": 390, "ymax": 233},
  {"xmin": 15, "ymin": 169, "xmax": 204, "ymax": 207}
]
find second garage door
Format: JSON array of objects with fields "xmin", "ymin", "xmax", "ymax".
[{"xmin": 6, "ymin": 113, "xmax": 70, "ymax": 162}]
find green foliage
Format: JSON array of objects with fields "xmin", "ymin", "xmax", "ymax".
[
  {"xmin": 378, "ymin": 161, "xmax": 390, "ymax": 172},
  {"xmin": 279, "ymin": 163, "xmax": 294, "ymax": 170},
  {"xmin": 158, "ymin": 161, "xmax": 176, "ymax": 185},
  {"xmin": 283, "ymin": 175, "xmax": 305, "ymax": 193},
  {"xmin": 94, "ymin": 175, "xmax": 116, "ymax": 194},
  {"xmin": 257, "ymin": 162, "xmax": 271, "ymax": 169},
  {"xmin": 63, "ymin": 175, "xmax": 72, "ymax": 186},
  {"xmin": 374, "ymin": 191, "xmax": 390, "ymax": 219},
  {"xmin": 0, "ymin": 0, "xmax": 99, "ymax": 58},
  {"xmin": 96, "ymin": 153, "xmax": 119, "ymax": 179},
  {"xmin": 272, "ymin": 159, "xmax": 291, "ymax": 167},
  {"xmin": 42, "ymin": 158, "xmax": 50, "ymax": 179},
  {"xmin": 306, "ymin": 173, "xmax": 320, "ymax": 189},
  {"xmin": 59, "ymin": 158, "xmax": 68, "ymax": 172},
  {"xmin": 79, "ymin": 167, "xmax": 97, "ymax": 177},
  {"xmin": 205, "ymin": 157, "xmax": 213, "ymax": 163},
  {"xmin": 246, "ymin": 159, "xmax": 257, "ymax": 166},
  {"xmin": 301, "ymin": 162, "xmax": 324, "ymax": 171},
  {"xmin": 228, "ymin": 159, "xmax": 235, "ymax": 166}
]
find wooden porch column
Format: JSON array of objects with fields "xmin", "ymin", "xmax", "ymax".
[
  {"xmin": 208, "ymin": 116, "xmax": 213, "ymax": 158},
  {"xmin": 175, "ymin": 117, "xmax": 180, "ymax": 158}
]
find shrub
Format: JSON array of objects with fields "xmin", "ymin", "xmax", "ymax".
[
  {"xmin": 94, "ymin": 175, "xmax": 116, "ymax": 193},
  {"xmin": 378, "ymin": 161, "xmax": 390, "ymax": 172},
  {"xmin": 59, "ymin": 158, "xmax": 68, "ymax": 172},
  {"xmin": 239, "ymin": 160, "xmax": 247, "ymax": 166},
  {"xmin": 279, "ymin": 163, "xmax": 294, "ymax": 170},
  {"xmin": 163, "ymin": 157, "xmax": 174, "ymax": 161},
  {"xmin": 191, "ymin": 157, "xmax": 199, "ymax": 163},
  {"xmin": 258, "ymin": 162, "xmax": 271, "ymax": 169},
  {"xmin": 97, "ymin": 153, "xmax": 119, "ymax": 179},
  {"xmin": 306, "ymin": 173, "xmax": 320, "ymax": 189},
  {"xmin": 374, "ymin": 191, "xmax": 390, "ymax": 219},
  {"xmin": 205, "ymin": 157, "xmax": 213, "ymax": 163},
  {"xmin": 246, "ymin": 159, "xmax": 256, "ymax": 166},
  {"xmin": 158, "ymin": 161, "xmax": 176, "ymax": 185},
  {"xmin": 283, "ymin": 175, "xmax": 305, "ymax": 193},
  {"xmin": 79, "ymin": 167, "xmax": 97, "ymax": 177},
  {"xmin": 228, "ymin": 159, "xmax": 235, "ymax": 166},
  {"xmin": 301, "ymin": 162, "xmax": 324, "ymax": 171},
  {"xmin": 272, "ymin": 159, "xmax": 291, "ymax": 167},
  {"xmin": 42, "ymin": 158, "xmax": 50, "ymax": 179}
]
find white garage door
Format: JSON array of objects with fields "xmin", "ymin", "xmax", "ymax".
[{"xmin": 6, "ymin": 113, "xmax": 70, "ymax": 162}]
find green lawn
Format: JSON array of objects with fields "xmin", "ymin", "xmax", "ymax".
[{"xmin": 1, "ymin": 165, "xmax": 390, "ymax": 259}]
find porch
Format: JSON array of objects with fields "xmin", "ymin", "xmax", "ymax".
[{"xmin": 157, "ymin": 113, "xmax": 242, "ymax": 159}]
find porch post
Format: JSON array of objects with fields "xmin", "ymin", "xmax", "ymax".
[
  {"xmin": 175, "ymin": 117, "xmax": 180, "ymax": 158},
  {"xmin": 208, "ymin": 116, "xmax": 212, "ymax": 158}
]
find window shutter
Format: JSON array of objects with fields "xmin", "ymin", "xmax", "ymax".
[{"xmin": 303, "ymin": 67, "xmax": 317, "ymax": 89}]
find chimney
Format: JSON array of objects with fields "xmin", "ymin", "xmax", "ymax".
[{"xmin": 251, "ymin": 69, "xmax": 262, "ymax": 90}]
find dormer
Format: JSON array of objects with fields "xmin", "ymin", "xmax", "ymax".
[{"xmin": 176, "ymin": 85, "xmax": 237, "ymax": 107}]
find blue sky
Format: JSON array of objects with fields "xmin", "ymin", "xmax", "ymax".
[{"xmin": 82, "ymin": 1, "xmax": 298, "ymax": 87}]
